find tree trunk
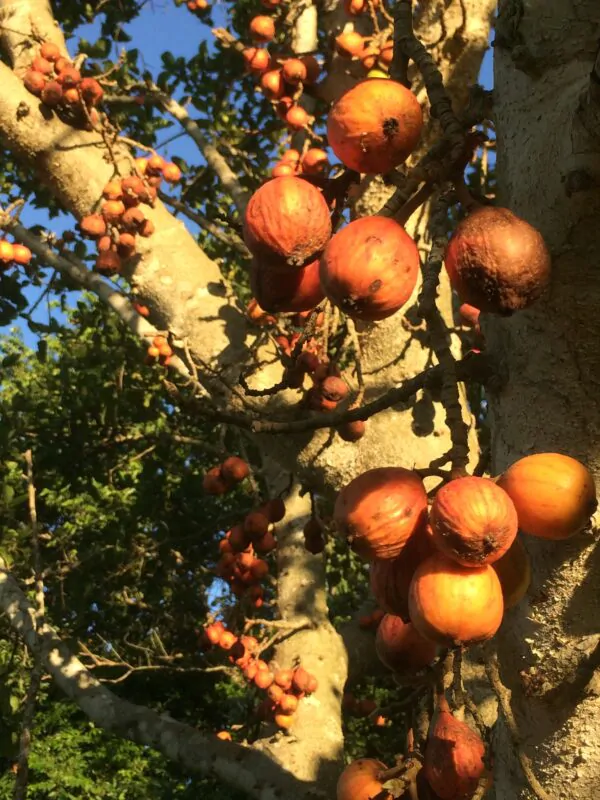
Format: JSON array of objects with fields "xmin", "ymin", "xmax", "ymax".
[{"xmin": 489, "ymin": 2, "xmax": 600, "ymax": 797}]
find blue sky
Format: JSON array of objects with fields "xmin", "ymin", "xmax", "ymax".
[{"xmin": 2, "ymin": 3, "xmax": 494, "ymax": 348}]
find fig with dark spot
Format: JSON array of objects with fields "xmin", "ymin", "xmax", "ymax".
[{"xmin": 320, "ymin": 216, "xmax": 420, "ymax": 321}]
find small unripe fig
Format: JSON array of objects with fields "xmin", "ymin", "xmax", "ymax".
[{"xmin": 249, "ymin": 15, "xmax": 276, "ymax": 43}]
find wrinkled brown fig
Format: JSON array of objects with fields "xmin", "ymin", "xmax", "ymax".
[
  {"xmin": 444, "ymin": 206, "xmax": 551, "ymax": 314},
  {"xmin": 424, "ymin": 698, "xmax": 486, "ymax": 799}
]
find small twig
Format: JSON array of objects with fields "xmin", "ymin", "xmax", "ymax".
[{"xmin": 485, "ymin": 647, "xmax": 554, "ymax": 800}]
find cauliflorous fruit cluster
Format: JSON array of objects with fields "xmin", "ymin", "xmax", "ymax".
[{"xmin": 0, "ymin": 239, "xmax": 32, "ymax": 271}]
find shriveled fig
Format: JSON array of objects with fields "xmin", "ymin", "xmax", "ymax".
[
  {"xmin": 334, "ymin": 467, "xmax": 428, "ymax": 561},
  {"xmin": 424, "ymin": 698, "xmax": 485, "ymax": 799},
  {"xmin": 444, "ymin": 206, "xmax": 551, "ymax": 314}
]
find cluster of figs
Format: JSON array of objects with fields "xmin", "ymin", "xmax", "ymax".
[
  {"xmin": 243, "ymin": 75, "xmax": 552, "ymax": 322},
  {"xmin": 202, "ymin": 621, "xmax": 317, "ymax": 730},
  {"xmin": 335, "ymin": 453, "xmax": 596, "ymax": 798}
]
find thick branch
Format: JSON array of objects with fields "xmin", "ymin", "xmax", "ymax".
[{"xmin": 0, "ymin": 559, "xmax": 326, "ymax": 800}]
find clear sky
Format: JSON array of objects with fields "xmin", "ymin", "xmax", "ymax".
[{"xmin": 2, "ymin": 3, "xmax": 494, "ymax": 348}]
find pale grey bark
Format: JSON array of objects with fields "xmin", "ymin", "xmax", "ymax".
[{"xmin": 488, "ymin": 2, "xmax": 600, "ymax": 797}]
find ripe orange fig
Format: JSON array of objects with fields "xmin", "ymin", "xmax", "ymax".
[
  {"xmin": 267, "ymin": 683, "xmax": 285, "ymax": 704},
  {"xmin": 12, "ymin": 244, "xmax": 32, "ymax": 266},
  {"xmin": 41, "ymin": 80, "xmax": 63, "ymax": 106},
  {"xmin": 251, "ymin": 258, "xmax": 325, "ymax": 313},
  {"xmin": 335, "ymin": 31, "xmax": 365, "ymax": 58},
  {"xmin": 221, "ymin": 456, "xmax": 250, "ymax": 483},
  {"xmin": 162, "ymin": 162, "xmax": 182, "ymax": 183},
  {"xmin": 497, "ymin": 452, "xmax": 597, "ymax": 540},
  {"xmin": 250, "ymin": 15, "xmax": 276, "ymax": 43},
  {"xmin": 121, "ymin": 207, "xmax": 145, "ymax": 232},
  {"xmin": 424, "ymin": 699, "xmax": 486, "ymax": 800},
  {"xmin": 458, "ymin": 302, "xmax": 481, "ymax": 329},
  {"xmin": 302, "ymin": 148, "xmax": 329, "ymax": 175},
  {"xmin": 379, "ymin": 40, "xmax": 393, "ymax": 66},
  {"xmin": 243, "ymin": 47, "xmax": 271, "ymax": 75},
  {"xmin": 274, "ymin": 712, "xmax": 294, "ymax": 729},
  {"xmin": 301, "ymin": 54, "xmax": 321, "ymax": 84},
  {"xmin": 56, "ymin": 66, "xmax": 81, "ymax": 87},
  {"xmin": 492, "ymin": 536, "xmax": 531, "ymax": 609},
  {"xmin": 203, "ymin": 466, "xmax": 228, "ymax": 495},
  {"xmin": 337, "ymin": 419, "xmax": 366, "ymax": 442},
  {"xmin": 271, "ymin": 161, "xmax": 296, "ymax": 178},
  {"xmin": 328, "ymin": 79, "xmax": 422, "ymax": 174},
  {"xmin": 260, "ymin": 69, "xmax": 285, "ymax": 100},
  {"xmin": 40, "ymin": 42, "xmax": 61, "ymax": 61},
  {"xmin": 281, "ymin": 148, "xmax": 301, "ymax": 165},
  {"xmin": 370, "ymin": 527, "xmax": 434, "ymax": 619},
  {"xmin": 95, "ymin": 250, "xmax": 122, "ymax": 273},
  {"xmin": 285, "ymin": 105, "xmax": 309, "ymax": 131},
  {"xmin": 79, "ymin": 77, "xmax": 104, "ymax": 105},
  {"xmin": 275, "ymin": 96, "xmax": 294, "ymax": 121},
  {"xmin": 320, "ymin": 216, "xmax": 419, "ymax": 321},
  {"xmin": 32, "ymin": 56, "xmax": 53, "ymax": 75},
  {"xmin": 360, "ymin": 46, "xmax": 379, "ymax": 70},
  {"xmin": 274, "ymin": 668, "xmax": 294, "ymax": 690},
  {"xmin": 336, "ymin": 759, "xmax": 390, "ymax": 800},
  {"xmin": 375, "ymin": 614, "xmax": 437, "ymax": 673},
  {"xmin": 334, "ymin": 467, "xmax": 428, "ymax": 561},
  {"xmin": 255, "ymin": 669, "xmax": 274, "ymax": 689},
  {"xmin": 429, "ymin": 477, "xmax": 518, "ymax": 567},
  {"xmin": 445, "ymin": 206, "xmax": 551, "ymax": 314},
  {"xmin": 216, "ymin": 731, "xmax": 232, "ymax": 741},
  {"xmin": 0, "ymin": 241, "xmax": 14, "ymax": 262},
  {"xmin": 279, "ymin": 693, "xmax": 298, "ymax": 713},
  {"xmin": 409, "ymin": 553, "xmax": 504, "ymax": 646},
  {"xmin": 244, "ymin": 176, "xmax": 332, "ymax": 271},
  {"xmin": 102, "ymin": 200, "xmax": 126, "ymax": 223},
  {"xmin": 117, "ymin": 232, "xmax": 137, "ymax": 258},
  {"xmin": 139, "ymin": 218, "xmax": 155, "ymax": 238},
  {"xmin": 282, "ymin": 58, "xmax": 307, "ymax": 84},
  {"xmin": 53, "ymin": 57, "xmax": 71, "ymax": 73},
  {"xmin": 24, "ymin": 70, "xmax": 47, "ymax": 96},
  {"xmin": 146, "ymin": 154, "xmax": 166, "ymax": 175}
]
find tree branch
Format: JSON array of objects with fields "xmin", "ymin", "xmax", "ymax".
[
  {"xmin": 0, "ymin": 558, "xmax": 327, "ymax": 800},
  {"xmin": 149, "ymin": 86, "xmax": 249, "ymax": 215}
]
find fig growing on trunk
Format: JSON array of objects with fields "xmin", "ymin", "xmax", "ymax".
[
  {"xmin": 370, "ymin": 526, "xmax": 434, "ymax": 619},
  {"xmin": 429, "ymin": 476, "xmax": 518, "ymax": 567},
  {"xmin": 424, "ymin": 698, "xmax": 486, "ymax": 799},
  {"xmin": 375, "ymin": 614, "xmax": 437, "ymax": 673},
  {"xmin": 250, "ymin": 258, "xmax": 324, "ymax": 312},
  {"xmin": 409, "ymin": 553, "xmax": 504, "ymax": 646},
  {"xmin": 334, "ymin": 467, "xmax": 428, "ymax": 561},
  {"xmin": 327, "ymin": 79, "xmax": 422, "ymax": 174},
  {"xmin": 444, "ymin": 206, "xmax": 551, "ymax": 314},
  {"xmin": 244, "ymin": 176, "xmax": 332, "ymax": 271},
  {"xmin": 492, "ymin": 536, "xmax": 531, "ymax": 609},
  {"xmin": 496, "ymin": 452, "xmax": 597, "ymax": 540},
  {"xmin": 320, "ymin": 216, "xmax": 420, "ymax": 321},
  {"xmin": 336, "ymin": 758, "xmax": 391, "ymax": 800}
]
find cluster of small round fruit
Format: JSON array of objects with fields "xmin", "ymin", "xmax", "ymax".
[
  {"xmin": 242, "ymin": 5, "xmax": 321, "ymax": 133},
  {"xmin": 0, "ymin": 239, "xmax": 32, "ymax": 271},
  {"xmin": 186, "ymin": 0, "xmax": 208, "ymax": 13},
  {"xmin": 145, "ymin": 335, "xmax": 173, "ymax": 367},
  {"xmin": 214, "ymin": 499, "xmax": 285, "ymax": 604},
  {"xmin": 203, "ymin": 620, "xmax": 318, "ymax": 729},
  {"xmin": 335, "ymin": 29, "xmax": 394, "ymax": 75},
  {"xmin": 203, "ymin": 455, "xmax": 251, "ymax": 495},
  {"xmin": 23, "ymin": 41, "xmax": 103, "ymax": 119},
  {"xmin": 77, "ymin": 157, "xmax": 179, "ymax": 275},
  {"xmin": 271, "ymin": 147, "xmax": 330, "ymax": 178}
]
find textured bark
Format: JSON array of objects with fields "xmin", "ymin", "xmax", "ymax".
[{"xmin": 488, "ymin": 1, "xmax": 600, "ymax": 797}]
